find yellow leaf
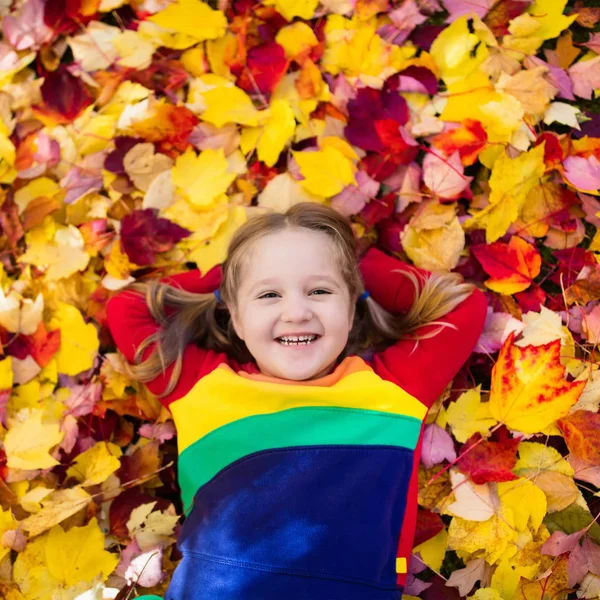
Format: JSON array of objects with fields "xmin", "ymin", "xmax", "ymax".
[
  {"xmin": 464, "ymin": 144, "xmax": 546, "ymax": 243},
  {"xmin": 503, "ymin": 0, "xmax": 577, "ymax": 55},
  {"xmin": 66, "ymin": 442, "xmax": 122, "ymax": 487},
  {"xmin": 52, "ymin": 302, "xmax": 100, "ymax": 376},
  {"xmin": 401, "ymin": 201, "xmax": 465, "ymax": 271},
  {"xmin": 293, "ymin": 146, "xmax": 355, "ymax": 197},
  {"xmin": 430, "ymin": 15, "xmax": 489, "ymax": 84},
  {"xmin": 172, "ymin": 148, "xmax": 236, "ymax": 208},
  {"xmin": 113, "ymin": 30, "xmax": 157, "ymax": 70},
  {"xmin": 250, "ymin": 99, "xmax": 296, "ymax": 167},
  {"xmin": 201, "ymin": 85, "xmax": 261, "ymax": 127},
  {"xmin": 498, "ymin": 478, "xmax": 546, "ymax": 533},
  {"xmin": 263, "ymin": 0, "xmax": 319, "ymax": 21},
  {"xmin": 148, "ymin": 0, "xmax": 227, "ymax": 42},
  {"xmin": 275, "ymin": 22, "xmax": 319, "ymax": 58},
  {"xmin": 188, "ymin": 206, "xmax": 248, "ymax": 274},
  {"xmin": 104, "ymin": 237, "xmax": 139, "ymax": 280},
  {"xmin": 517, "ymin": 468, "xmax": 578, "ymax": 512},
  {"xmin": 496, "ymin": 66, "xmax": 556, "ymax": 116},
  {"xmin": 74, "ymin": 113, "xmax": 117, "ymax": 155},
  {"xmin": 0, "ymin": 508, "xmax": 17, "ymax": 562},
  {"xmin": 446, "ymin": 386, "xmax": 498, "ymax": 444},
  {"xmin": 19, "ymin": 224, "xmax": 91, "ymax": 281},
  {"xmin": 413, "ymin": 528, "xmax": 448, "ymax": 572},
  {"xmin": 258, "ymin": 173, "xmax": 325, "ymax": 211},
  {"xmin": 14, "ymin": 177, "xmax": 60, "ymax": 215},
  {"xmin": 472, "ymin": 589, "xmax": 503, "ymax": 600},
  {"xmin": 4, "ymin": 411, "xmax": 63, "ymax": 470},
  {"xmin": 68, "ymin": 21, "xmax": 119, "ymax": 71},
  {"xmin": 322, "ymin": 15, "xmax": 415, "ymax": 86},
  {"xmin": 448, "ymin": 508, "xmax": 517, "ymax": 564},
  {"xmin": 0, "ymin": 121, "xmax": 16, "ymax": 184},
  {"xmin": 514, "ymin": 441, "xmax": 574, "ymax": 477},
  {"xmin": 489, "ymin": 331, "xmax": 585, "ymax": 433},
  {"xmin": 13, "ymin": 535, "xmax": 57, "ymax": 600},
  {"xmin": 0, "ymin": 357, "xmax": 13, "ymax": 390},
  {"xmin": 45, "ymin": 517, "xmax": 118, "ymax": 587},
  {"xmin": 126, "ymin": 501, "xmax": 179, "ymax": 551},
  {"xmin": 491, "ymin": 558, "xmax": 521, "ymax": 600},
  {"xmin": 20, "ymin": 485, "xmax": 54, "ymax": 513}
]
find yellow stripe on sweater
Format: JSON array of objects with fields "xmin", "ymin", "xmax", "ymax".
[{"xmin": 171, "ymin": 358, "xmax": 427, "ymax": 455}]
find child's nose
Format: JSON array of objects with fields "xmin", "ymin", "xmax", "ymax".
[{"xmin": 281, "ymin": 296, "xmax": 313, "ymax": 322}]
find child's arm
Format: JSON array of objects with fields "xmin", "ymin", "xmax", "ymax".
[
  {"xmin": 360, "ymin": 247, "xmax": 488, "ymax": 408},
  {"xmin": 106, "ymin": 265, "xmax": 225, "ymax": 406}
]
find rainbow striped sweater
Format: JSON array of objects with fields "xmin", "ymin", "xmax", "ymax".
[{"xmin": 107, "ymin": 248, "xmax": 488, "ymax": 600}]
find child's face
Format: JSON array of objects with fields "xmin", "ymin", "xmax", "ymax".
[{"xmin": 230, "ymin": 229, "xmax": 356, "ymax": 381}]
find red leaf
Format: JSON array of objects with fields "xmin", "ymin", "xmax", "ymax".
[
  {"xmin": 414, "ymin": 509, "xmax": 444, "ymax": 547},
  {"xmin": 120, "ymin": 209, "xmax": 191, "ymax": 266},
  {"xmin": 558, "ymin": 410, "xmax": 600, "ymax": 466},
  {"xmin": 235, "ymin": 42, "xmax": 289, "ymax": 97},
  {"xmin": 24, "ymin": 321, "xmax": 61, "ymax": 368},
  {"xmin": 457, "ymin": 428, "xmax": 520, "ymax": 485},
  {"xmin": 431, "ymin": 119, "xmax": 488, "ymax": 167},
  {"xmin": 39, "ymin": 67, "xmax": 93, "ymax": 123},
  {"xmin": 374, "ymin": 120, "xmax": 420, "ymax": 165},
  {"xmin": 483, "ymin": 0, "xmax": 531, "ymax": 37}
]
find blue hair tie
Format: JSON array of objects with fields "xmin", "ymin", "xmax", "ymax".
[
  {"xmin": 214, "ymin": 289, "xmax": 222, "ymax": 303},
  {"xmin": 359, "ymin": 290, "xmax": 370, "ymax": 302}
]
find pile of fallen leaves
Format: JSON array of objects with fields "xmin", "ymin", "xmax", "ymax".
[{"xmin": 0, "ymin": 0, "xmax": 598, "ymax": 598}]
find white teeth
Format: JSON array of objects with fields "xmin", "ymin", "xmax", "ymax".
[{"xmin": 278, "ymin": 335, "xmax": 318, "ymax": 345}]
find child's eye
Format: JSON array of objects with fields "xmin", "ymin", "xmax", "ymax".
[{"xmin": 258, "ymin": 290, "xmax": 330, "ymax": 299}]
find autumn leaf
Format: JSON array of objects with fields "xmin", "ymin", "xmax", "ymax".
[
  {"xmin": 471, "ymin": 236, "xmax": 542, "ymax": 295},
  {"xmin": 430, "ymin": 119, "xmax": 488, "ymax": 166},
  {"xmin": 148, "ymin": 0, "xmax": 227, "ymax": 42},
  {"xmin": 558, "ymin": 410, "xmax": 600, "ymax": 466},
  {"xmin": 464, "ymin": 144, "xmax": 546, "ymax": 243},
  {"xmin": 66, "ymin": 441, "xmax": 122, "ymax": 487},
  {"xmin": 489, "ymin": 331, "xmax": 586, "ymax": 433},
  {"xmin": 4, "ymin": 410, "xmax": 63, "ymax": 470},
  {"xmin": 172, "ymin": 147, "xmax": 236, "ymax": 207},
  {"xmin": 457, "ymin": 428, "xmax": 520, "ymax": 485},
  {"xmin": 293, "ymin": 146, "xmax": 355, "ymax": 197}
]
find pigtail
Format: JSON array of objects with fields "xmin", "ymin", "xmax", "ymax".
[
  {"xmin": 120, "ymin": 279, "xmax": 248, "ymax": 399},
  {"xmin": 347, "ymin": 269, "xmax": 477, "ymax": 356}
]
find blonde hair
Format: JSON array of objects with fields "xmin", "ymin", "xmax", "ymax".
[{"xmin": 122, "ymin": 202, "xmax": 476, "ymax": 398}]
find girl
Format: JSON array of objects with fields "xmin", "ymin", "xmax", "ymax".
[{"xmin": 107, "ymin": 202, "xmax": 488, "ymax": 600}]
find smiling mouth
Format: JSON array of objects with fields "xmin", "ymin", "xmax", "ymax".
[{"xmin": 276, "ymin": 335, "xmax": 321, "ymax": 346}]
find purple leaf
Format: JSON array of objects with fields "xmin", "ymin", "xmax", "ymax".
[{"xmin": 421, "ymin": 423, "xmax": 457, "ymax": 468}]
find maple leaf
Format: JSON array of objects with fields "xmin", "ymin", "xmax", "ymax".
[
  {"xmin": 558, "ymin": 410, "xmax": 600, "ymax": 466},
  {"xmin": 401, "ymin": 200, "xmax": 465, "ymax": 271},
  {"xmin": 422, "ymin": 150, "xmax": 473, "ymax": 199},
  {"xmin": 431, "ymin": 119, "xmax": 488, "ymax": 166},
  {"xmin": 457, "ymin": 428, "xmax": 521, "ymax": 485},
  {"xmin": 471, "ymin": 235, "xmax": 541, "ymax": 294},
  {"xmin": 148, "ymin": 0, "xmax": 227, "ymax": 42},
  {"xmin": 489, "ymin": 331, "xmax": 586, "ymax": 433},
  {"xmin": 464, "ymin": 144, "xmax": 546, "ymax": 243},
  {"xmin": 4, "ymin": 410, "xmax": 63, "ymax": 470}
]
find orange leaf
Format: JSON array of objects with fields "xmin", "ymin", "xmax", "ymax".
[
  {"xmin": 558, "ymin": 410, "xmax": 600, "ymax": 466},
  {"xmin": 131, "ymin": 104, "xmax": 199, "ymax": 157},
  {"xmin": 471, "ymin": 236, "xmax": 541, "ymax": 295},
  {"xmin": 489, "ymin": 331, "xmax": 586, "ymax": 433},
  {"xmin": 430, "ymin": 119, "xmax": 487, "ymax": 166}
]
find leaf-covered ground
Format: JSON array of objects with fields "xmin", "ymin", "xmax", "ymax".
[{"xmin": 0, "ymin": 0, "xmax": 599, "ymax": 598}]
